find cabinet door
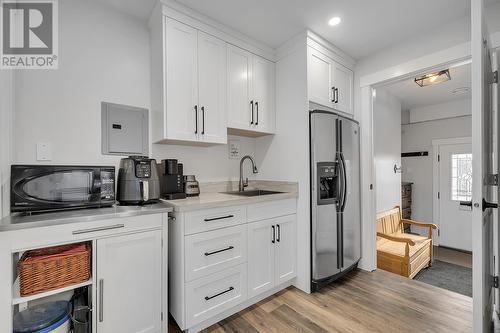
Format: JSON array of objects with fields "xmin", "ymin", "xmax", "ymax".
[
  {"xmin": 227, "ymin": 45, "xmax": 253, "ymax": 130},
  {"xmin": 96, "ymin": 231, "xmax": 162, "ymax": 333},
  {"xmin": 198, "ymin": 31, "xmax": 227, "ymax": 144},
  {"xmin": 247, "ymin": 219, "xmax": 275, "ymax": 298},
  {"xmin": 332, "ymin": 63, "xmax": 353, "ymax": 114},
  {"xmin": 274, "ymin": 215, "xmax": 297, "ymax": 285},
  {"xmin": 307, "ymin": 47, "xmax": 333, "ymax": 107},
  {"xmin": 252, "ymin": 56, "xmax": 275, "ymax": 133},
  {"xmin": 165, "ymin": 18, "xmax": 199, "ymax": 142}
]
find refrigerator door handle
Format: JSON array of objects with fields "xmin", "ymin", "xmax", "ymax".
[{"xmin": 339, "ymin": 152, "xmax": 348, "ymax": 212}]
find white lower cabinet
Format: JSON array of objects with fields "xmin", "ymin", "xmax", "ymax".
[
  {"xmin": 96, "ymin": 230, "xmax": 163, "ymax": 333},
  {"xmin": 186, "ymin": 264, "xmax": 247, "ymax": 327},
  {"xmin": 248, "ymin": 214, "xmax": 297, "ymax": 298},
  {"xmin": 169, "ymin": 199, "xmax": 297, "ymax": 332},
  {"xmin": 247, "ymin": 219, "xmax": 275, "ymax": 297}
]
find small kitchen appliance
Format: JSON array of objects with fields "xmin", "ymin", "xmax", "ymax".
[
  {"xmin": 11, "ymin": 165, "xmax": 115, "ymax": 214},
  {"xmin": 183, "ymin": 175, "xmax": 200, "ymax": 197},
  {"xmin": 158, "ymin": 159, "xmax": 186, "ymax": 200},
  {"xmin": 117, "ymin": 156, "xmax": 160, "ymax": 205}
]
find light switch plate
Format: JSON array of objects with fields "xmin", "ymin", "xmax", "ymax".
[
  {"xmin": 36, "ymin": 142, "xmax": 52, "ymax": 161},
  {"xmin": 228, "ymin": 140, "xmax": 241, "ymax": 159}
]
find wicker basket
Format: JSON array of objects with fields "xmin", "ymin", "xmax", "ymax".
[{"xmin": 18, "ymin": 242, "xmax": 91, "ymax": 297}]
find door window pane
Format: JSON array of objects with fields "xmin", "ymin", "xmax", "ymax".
[{"xmin": 451, "ymin": 153, "xmax": 472, "ymax": 201}]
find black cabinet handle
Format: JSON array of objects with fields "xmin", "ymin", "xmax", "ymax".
[
  {"xmin": 271, "ymin": 225, "xmax": 275, "ymax": 243},
  {"xmin": 204, "ymin": 214, "xmax": 234, "ymax": 222},
  {"xmin": 205, "ymin": 286, "xmax": 234, "ymax": 301},
  {"xmin": 460, "ymin": 201, "xmax": 472, "ymax": 207},
  {"xmin": 194, "ymin": 105, "xmax": 198, "ymax": 134},
  {"xmin": 201, "ymin": 106, "xmax": 205, "ymax": 135},
  {"xmin": 250, "ymin": 101, "xmax": 254, "ymax": 124},
  {"xmin": 276, "ymin": 224, "xmax": 280, "ymax": 242},
  {"xmin": 255, "ymin": 102, "xmax": 259, "ymax": 125},
  {"xmin": 205, "ymin": 246, "xmax": 234, "ymax": 256},
  {"xmin": 335, "ymin": 88, "xmax": 339, "ymax": 103},
  {"xmin": 331, "ymin": 87, "xmax": 336, "ymax": 102}
]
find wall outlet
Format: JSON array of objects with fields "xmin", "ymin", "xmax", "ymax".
[
  {"xmin": 228, "ymin": 140, "xmax": 241, "ymax": 159},
  {"xmin": 36, "ymin": 142, "xmax": 52, "ymax": 161}
]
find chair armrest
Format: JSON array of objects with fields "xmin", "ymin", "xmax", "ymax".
[
  {"xmin": 401, "ymin": 219, "xmax": 438, "ymax": 229},
  {"xmin": 377, "ymin": 232, "xmax": 415, "ymax": 246}
]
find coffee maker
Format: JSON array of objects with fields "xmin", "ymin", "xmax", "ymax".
[{"xmin": 158, "ymin": 159, "xmax": 187, "ymax": 200}]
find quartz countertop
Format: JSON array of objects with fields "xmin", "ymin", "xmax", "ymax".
[
  {"xmin": 161, "ymin": 180, "xmax": 298, "ymax": 212},
  {"xmin": 0, "ymin": 203, "xmax": 172, "ymax": 232}
]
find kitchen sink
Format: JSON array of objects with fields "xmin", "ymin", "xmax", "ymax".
[{"xmin": 222, "ymin": 189, "xmax": 285, "ymax": 197}]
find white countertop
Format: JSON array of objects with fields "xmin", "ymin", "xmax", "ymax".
[
  {"xmin": 161, "ymin": 181, "xmax": 298, "ymax": 212},
  {"xmin": 0, "ymin": 203, "xmax": 172, "ymax": 232}
]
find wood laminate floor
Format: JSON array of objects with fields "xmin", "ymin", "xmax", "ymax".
[{"xmin": 169, "ymin": 268, "xmax": 472, "ymax": 333}]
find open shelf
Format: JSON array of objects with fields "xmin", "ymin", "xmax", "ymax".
[{"xmin": 12, "ymin": 276, "xmax": 92, "ymax": 305}]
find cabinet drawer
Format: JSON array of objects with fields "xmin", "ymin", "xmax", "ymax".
[
  {"xmin": 72, "ymin": 214, "xmax": 163, "ymax": 240},
  {"xmin": 184, "ymin": 206, "xmax": 246, "ymax": 235},
  {"xmin": 185, "ymin": 224, "xmax": 247, "ymax": 281},
  {"xmin": 247, "ymin": 199, "xmax": 296, "ymax": 223},
  {"xmin": 186, "ymin": 264, "xmax": 247, "ymax": 327}
]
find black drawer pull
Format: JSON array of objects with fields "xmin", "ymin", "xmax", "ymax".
[
  {"xmin": 205, "ymin": 286, "xmax": 234, "ymax": 301},
  {"xmin": 205, "ymin": 246, "xmax": 234, "ymax": 256},
  {"xmin": 204, "ymin": 215, "xmax": 234, "ymax": 222}
]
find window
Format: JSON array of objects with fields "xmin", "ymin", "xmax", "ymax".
[{"xmin": 451, "ymin": 153, "xmax": 473, "ymax": 201}]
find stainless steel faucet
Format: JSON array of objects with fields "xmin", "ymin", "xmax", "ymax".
[{"xmin": 239, "ymin": 155, "xmax": 258, "ymax": 191}]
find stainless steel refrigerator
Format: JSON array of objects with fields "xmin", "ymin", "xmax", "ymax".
[{"xmin": 310, "ymin": 110, "xmax": 361, "ymax": 291}]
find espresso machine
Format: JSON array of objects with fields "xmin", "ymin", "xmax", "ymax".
[{"xmin": 158, "ymin": 159, "xmax": 187, "ymax": 200}]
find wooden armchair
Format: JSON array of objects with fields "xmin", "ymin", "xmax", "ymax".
[{"xmin": 376, "ymin": 206, "xmax": 438, "ymax": 278}]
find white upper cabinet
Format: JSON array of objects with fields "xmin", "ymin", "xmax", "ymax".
[
  {"xmin": 197, "ymin": 31, "xmax": 227, "ymax": 144},
  {"xmin": 332, "ymin": 62, "xmax": 353, "ymax": 115},
  {"xmin": 152, "ymin": 17, "xmax": 227, "ymax": 145},
  {"xmin": 227, "ymin": 45, "xmax": 276, "ymax": 135},
  {"xmin": 164, "ymin": 18, "xmax": 199, "ymax": 142},
  {"xmin": 307, "ymin": 46, "xmax": 353, "ymax": 115},
  {"xmin": 252, "ymin": 55, "xmax": 276, "ymax": 133},
  {"xmin": 227, "ymin": 45, "xmax": 253, "ymax": 130}
]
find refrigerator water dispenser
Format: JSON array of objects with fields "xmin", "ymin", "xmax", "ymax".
[{"xmin": 317, "ymin": 162, "xmax": 338, "ymax": 205}]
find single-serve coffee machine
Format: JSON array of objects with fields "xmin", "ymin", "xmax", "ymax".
[{"xmin": 158, "ymin": 159, "xmax": 187, "ymax": 200}]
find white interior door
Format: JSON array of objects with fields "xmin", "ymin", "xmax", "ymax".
[
  {"xmin": 438, "ymin": 143, "xmax": 473, "ymax": 251},
  {"xmin": 96, "ymin": 231, "xmax": 162, "ymax": 333},
  {"xmin": 471, "ymin": 0, "xmax": 495, "ymax": 330}
]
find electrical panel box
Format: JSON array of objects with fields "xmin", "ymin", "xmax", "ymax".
[{"xmin": 101, "ymin": 102, "xmax": 149, "ymax": 156}]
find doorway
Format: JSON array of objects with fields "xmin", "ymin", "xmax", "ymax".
[{"xmin": 372, "ymin": 61, "xmax": 473, "ymax": 296}]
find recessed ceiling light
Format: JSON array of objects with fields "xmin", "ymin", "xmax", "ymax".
[{"xmin": 328, "ymin": 17, "xmax": 341, "ymax": 26}]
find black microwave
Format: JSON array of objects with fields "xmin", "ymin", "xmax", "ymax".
[{"xmin": 11, "ymin": 165, "xmax": 115, "ymax": 213}]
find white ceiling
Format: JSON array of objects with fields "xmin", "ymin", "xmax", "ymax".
[
  {"xmin": 96, "ymin": 0, "xmax": 500, "ymax": 60},
  {"xmin": 173, "ymin": 0, "xmax": 473, "ymax": 59},
  {"xmin": 380, "ymin": 63, "xmax": 471, "ymax": 110}
]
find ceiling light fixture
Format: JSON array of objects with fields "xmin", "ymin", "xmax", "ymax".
[
  {"xmin": 414, "ymin": 69, "xmax": 451, "ymax": 87},
  {"xmin": 328, "ymin": 16, "xmax": 341, "ymax": 26}
]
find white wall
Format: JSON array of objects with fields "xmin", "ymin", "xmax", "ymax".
[
  {"xmin": 401, "ymin": 109, "xmax": 472, "ymax": 225},
  {"xmin": 255, "ymin": 43, "xmax": 309, "ymax": 292},
  {"xmin": 374, "ymin": 89, "xmax": 402, "ymax": 213},
  {"xmin": 11, "ymin": 0, "xmax": 257, "ymax": 187},
  {"xmin": 409, "ymin": 98, "xmax": 471, "ymax": 123},
  {"xmin": 0, "ymin": 72, "xmax": 13, "ymax": 217}
]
